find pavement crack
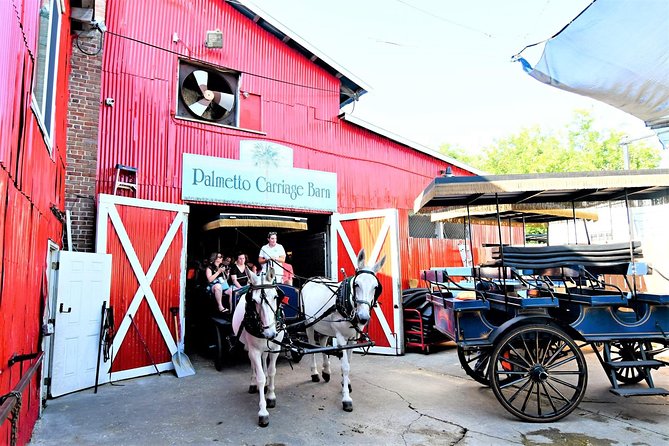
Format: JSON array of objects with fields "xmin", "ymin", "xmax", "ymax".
[{"xmin": 364, "ymin": 378, "xmax": 525, "ymax": 445}]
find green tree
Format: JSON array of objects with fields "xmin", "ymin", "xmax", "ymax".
[{"xmin": 439, "ymin": 110, "xmax": 662, "ymax": 174}]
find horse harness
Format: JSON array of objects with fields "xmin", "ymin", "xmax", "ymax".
[
  {"xmin": 307, "ymin": 269, "xmax": 383, "ymax": 328},
  {"xmin": 242, "ymin": 283, "xmax": 285, "ymax": 339}
]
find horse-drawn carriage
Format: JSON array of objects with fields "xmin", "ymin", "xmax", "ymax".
[
  {"xmin": 198, "ymin": 250, "xmax": 384, "ymax": 426},
  {"xmin": 413, "ymin": 169, "xmax": 669, "ymax": 422}
]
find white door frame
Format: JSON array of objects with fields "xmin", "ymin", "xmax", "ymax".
[
  {"xmin": 96, "ymin": 194, "xmax": 189, "ymax": 381},
  {"xmin": 41, "ymin": 240, "xmax": 59, "ymax": 405},
  {"xmin": 331, "ymin": 208, "xmax": 403, "ymax": 355}
]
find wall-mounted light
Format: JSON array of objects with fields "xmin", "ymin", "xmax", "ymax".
[{"xmin": 205, "ymin": 29, "xmax": 223, "ymax": 48}]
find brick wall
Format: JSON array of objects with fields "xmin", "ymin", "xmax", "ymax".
[{"xmin": 66, "ymin": 31, "xmax": 103, "ymax": 252}]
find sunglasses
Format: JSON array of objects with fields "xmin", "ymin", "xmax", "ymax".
[
  {"xmin": 268, "ymin": 232, "xmax": 277, "ymax": 237},
  {"xmin": 216, "ymin": 254, "xmax": 223, "ymax": 258}
]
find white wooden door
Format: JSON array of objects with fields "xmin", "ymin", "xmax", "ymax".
[
  {"xmin": 50, "ymin": 251, "xmax": 112, "ymax": 397},
  {"xmin": 331, "ymin": 209, "xmax": 403, "ymax": 355}
]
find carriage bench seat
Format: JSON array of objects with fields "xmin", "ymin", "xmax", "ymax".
[
  {"xmin": 634, "ymin": 293, "xmax": 669, "ymax": 305},
  {"xmin": 428, "ymin": 293, "xmax": 490, "ymax": 312},
  {"xmin": 553, "ymin": 291, "xmax": 628, "ymax": 306},
  {"xmin": 485, "ymin": 292, "xmax": 559, "ymax": 308}
]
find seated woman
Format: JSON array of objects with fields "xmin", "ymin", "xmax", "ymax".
[
  {"xmin": 229, "ymin": 252, "xmax": 249, "ymax": 289},
  {"xmin": 206, "ymin": 252, "xmax": 233, "ymax": 313}
]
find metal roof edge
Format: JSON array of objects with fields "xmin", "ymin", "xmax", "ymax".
[
  {"xmin": 338, "ymin": 113, "xmax": 483, "ymax": 175},
  {"xmin": 230, "ymin": 0, "xmax": 371, "ymax": 106}
]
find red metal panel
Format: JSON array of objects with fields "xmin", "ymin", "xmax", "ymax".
[
  {"xmin": 105, "ymin": 205, "xmax": 183, "ymax": 372},
  {"xmin": 0, "ymin": 1, "xmax": 71, "ymax": 442}
]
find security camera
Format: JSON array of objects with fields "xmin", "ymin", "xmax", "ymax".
[{"xmin": 104, "ymin": 98, "xmax": 115, "ymax": 107}]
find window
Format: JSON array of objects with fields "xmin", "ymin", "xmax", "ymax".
[
  {"xmin": 408, "ymin": 214, "xmax": 466, "ymax": 239},
  {"xmin": 32, "ymin": 0, "xmax": 62, "ymax": 150}
]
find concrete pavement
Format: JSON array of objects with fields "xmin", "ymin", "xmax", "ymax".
[{"xmin": 30, "ymin": 345, "xmax": 669, "ymax": 445}]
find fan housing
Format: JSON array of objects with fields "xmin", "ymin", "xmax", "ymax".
[{"xmin": 177, "ymin": 62, "xmax": 239, "ymax": 126}]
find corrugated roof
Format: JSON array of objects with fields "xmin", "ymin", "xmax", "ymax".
[{"xmin": 230, "ymin": 0, "xmax": 370, "ymax": 107}]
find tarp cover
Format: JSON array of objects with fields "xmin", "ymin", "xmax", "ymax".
[{"xmin": 518, "ymin": 0, "xmax": 669, "ymax": 145}]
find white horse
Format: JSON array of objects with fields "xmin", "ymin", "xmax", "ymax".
[
  {"xmin": 232, "ymin": 267, "xmax": 284, "ymax": 427},
  {"xmin": 301, "ymin": 249, "xmax": 386, "ymax": 412}
]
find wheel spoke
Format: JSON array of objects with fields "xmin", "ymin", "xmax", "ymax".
[
  {"xmin": 541, "ymin": 383, "xmax": 567, "ymax": 412},
  {"xmin": 546, "ymin": 352, "xmax": 579, "ymax": 370},
  {"xmin": 519, "ymin": 381, "xmax": 535, "ymax": 411},
  {"xmin": 547, "ymin": 375, "xmax": 581, "ymax": 390},
  {"xmin": 544, "ymin": 340, "xmax": 568, "ymax": 368},
  {"xmin": 508, "ymin": 343, "xmax": 533, "ymax": 369},
  {"xmin": 543, "ymin": 379, "xmax": 570, "ymax": 405},
  {"xmin": 499, "ymin": 374, "xmax": 530, "ymax": 390}
]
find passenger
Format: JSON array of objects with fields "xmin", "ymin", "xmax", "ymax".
[
  {"xmin": 229, "ymin": 252, "xmax": 249, "ymax": 288},
  {"xmin": 258, "ymin": 231, "xmax": 286, "ymax": 284},
  {"xmin": 206, "ymin": 252, "xmax": 233, "ymax": 313},
  {"xmin": 282, "ymin": 254, "xmax": 294, "ymax": 286}
]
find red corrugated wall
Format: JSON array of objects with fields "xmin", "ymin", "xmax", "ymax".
[{"xmin": 0, "ymin": 0, "xmax": 70, "ymax": 443}]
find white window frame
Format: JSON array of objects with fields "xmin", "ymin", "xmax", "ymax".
[{"xmin": 31, "ymin": 0, "xmax": 63, "ymax": 153}]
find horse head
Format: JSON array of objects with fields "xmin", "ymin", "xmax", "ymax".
[
  {"xmin": 351, "ymin": 249, "xmax": 386, "ymax": 324},
  {"xmin": 246, "ymin": 266, "xmax": 280, "ymax": 339}
]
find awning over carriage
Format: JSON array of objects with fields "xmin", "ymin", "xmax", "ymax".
[
  {"xmin": 202, "ymin": 213, "xmax": 308, "ymax": 232},
  {"xmin": 514, "ymin": 0, "xmax": 669, "ymax": 146},
  {"xmin": 413, "ymin": 169, "xmax": 669, "ymax": 214},
  {"xmin": 430, "ymin": 205, "xmax": 599, "ymax": 225}
]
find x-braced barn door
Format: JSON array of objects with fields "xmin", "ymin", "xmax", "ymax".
[
  {"xmin": 331, "ymin": 209, "xmax": 403, "ymax": 355},
  {"xmin": 96, "ymin": 194, "xmax": 189, "ymax": 381}
]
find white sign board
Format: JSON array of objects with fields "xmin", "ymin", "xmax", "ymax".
[{"xmin": 182, "ymin": 153, "xmax": 337, "ymax": 212}]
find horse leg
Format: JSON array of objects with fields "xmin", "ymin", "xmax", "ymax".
[
  {"xmin": 265, "ymin": 349, "xmax": 279, "ymax": 409},
  {"xmin": 306, "ymin": 326, "xmax": 320, "ymax": 382},
  {"xmin": 248, "ymin": 363, "xmax": 258, "ymax": 393},
  {"xmin": 249, "ymin": 348, "xmax": 270, "ymax": 427},
  {"xmin": 336, "ymin": 334, "xmax": 353, "ymax": 412},
  {"xmin": 320, "ymin": 334, "xmax": 331, "ymax": 383}
]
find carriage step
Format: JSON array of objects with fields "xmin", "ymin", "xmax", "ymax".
[
  {"xmin": 610, "ymin": 388, "xmax": 669, "ymax": 397},
  {"xmin": 605, "ymin": 359, "xmax": 664, "ymax": 369}
]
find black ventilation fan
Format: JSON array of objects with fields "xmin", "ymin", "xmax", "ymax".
[{"xmin": 178, "ymin": 63, "xmax": 238, "ymax": 125}]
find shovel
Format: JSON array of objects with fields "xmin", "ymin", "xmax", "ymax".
[{"xmin": 170, "ymin": 307, "xmax": 195, "ymax": 377}]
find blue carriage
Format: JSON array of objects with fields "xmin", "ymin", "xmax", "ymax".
[{"xmin": 413, "ymin": 169, "xmax": 669, "ymax": 422}]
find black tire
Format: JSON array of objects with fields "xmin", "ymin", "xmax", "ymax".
[
  {"xmin": 457, "ymin": 345, "xmax": 492, "ymax": 386},
  {"xmin": 212, "ymin": 324, "xmax": 225, "ymax": 371},
  {"xmin": 489, "ymin": 324, "xmax": 587, "ymax": 422}
]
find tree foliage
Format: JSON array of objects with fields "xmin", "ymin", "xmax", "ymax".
[{"xmin": 440, "ymin": 110, "xmax": 662, "ymax": 174}]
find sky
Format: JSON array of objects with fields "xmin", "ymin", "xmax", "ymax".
[{"xmin": 249, "ymin": 0, "xmax": 662, "ymax": 156}]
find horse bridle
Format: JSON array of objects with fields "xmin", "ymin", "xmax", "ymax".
[
  {"xmin": 243, "ymin": 284, "xmax": 284, "ymax": 339},
  {"xmin": 335, "ymin": 269, "xmax": 382, "ymax": 323}
]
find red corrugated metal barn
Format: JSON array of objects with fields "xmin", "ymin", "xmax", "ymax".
[
  {"xmin": 60, "ymin": 0, "xmax": 504, "ymax": 390},
  {"xmin": 1, "ymin": 0, "xmax": 72, "ymax": 443}
]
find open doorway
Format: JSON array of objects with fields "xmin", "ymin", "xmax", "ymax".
[
  {"xmin": 184, "ymin": 204, "xmax": 331, "ymax": 354},
  {"xmin": 187, "ymin": 205, "xmax": 330, "ymax": 286}
]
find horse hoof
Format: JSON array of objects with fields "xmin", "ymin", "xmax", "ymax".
[
  {"xmin": 311, "ymin": 374, "xmax": 320, "ymax": 383},
  {"xmin": 342, "ymin": 401, "xmax": 353, "ymax": 412},
  {"xmin": 258, "ymin": 415, "xmax": 269, "ymax": 427},
  {"xmin": 266, "ymin": 398, "xmax": 276, "ymax": 408},
  {"xmin": 322, "ymin": 372, "xmax": 330, "ymax": 382},
  {"xmin": 248, "ymin": 385, "xmax": 258, "ymax": 394}
]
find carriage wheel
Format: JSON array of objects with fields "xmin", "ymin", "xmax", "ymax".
[
  {"xmin": 457, "ymin": 346, "xmax": 492, "ymax": 386},
  {"xmin": 609, "ymin": 341, "xmax": 663, "ymax": 384},
  {"xmin": 489, "ymin": 324, "xmax": 587, "ymax": 422},
  {"xmin": 211, "ymin": 324, "xmax": 225, "ymax": 371}
]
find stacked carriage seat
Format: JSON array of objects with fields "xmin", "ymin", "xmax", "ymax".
[
  {"xmin": 402, "ymin": 288, "xmax": 449, "ymax": 349},
  {"xmin": 488, "ymin": 241, "xmax": 643, "ymax": 271}
]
